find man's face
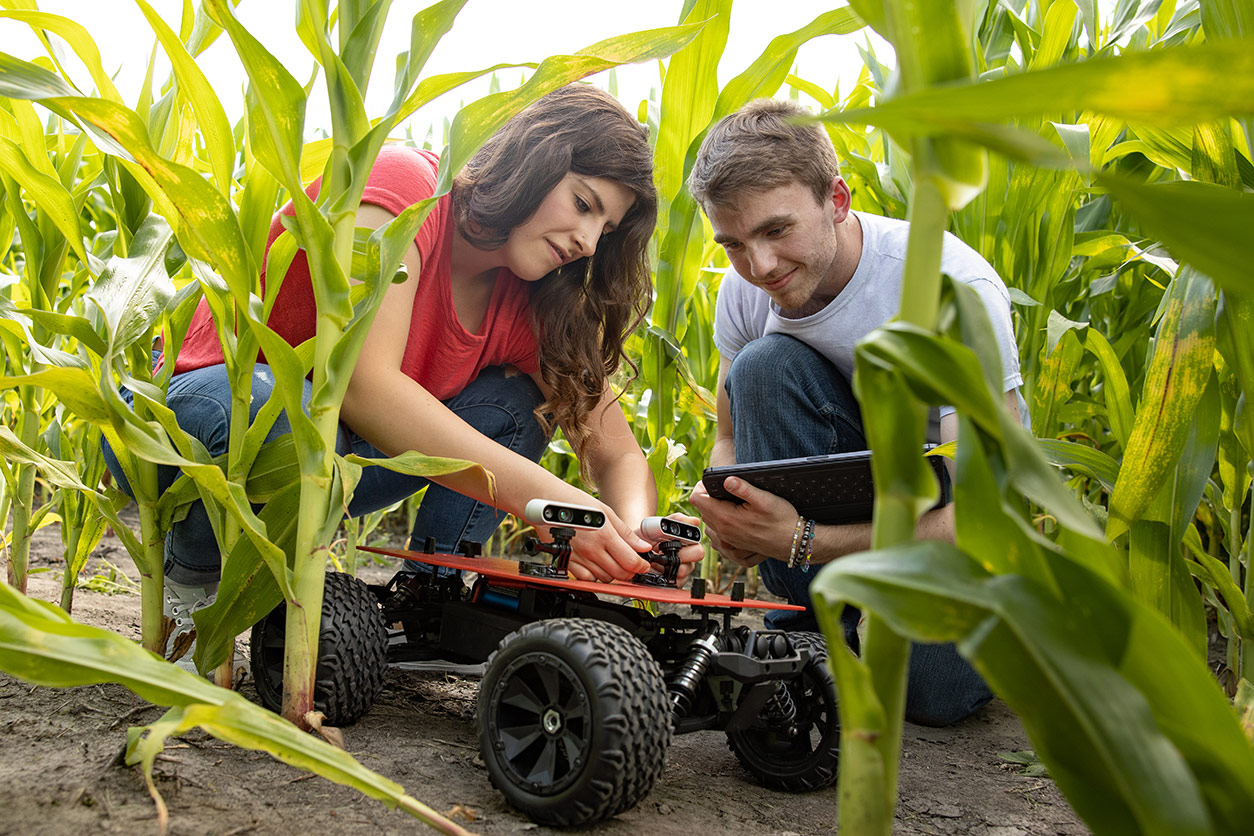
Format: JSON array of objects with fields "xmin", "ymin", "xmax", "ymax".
[{"xmin": 707, "ymin": 178, "xmax": 849, "ymax": 314}]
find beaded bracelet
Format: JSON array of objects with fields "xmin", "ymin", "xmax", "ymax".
[
  {"xmin": 800, "ymin": 518, "xmax": 816, "ymax": 573},
  {"xmin": 787, "ymin": 516, "xmax": 806, "ymax": 568}
]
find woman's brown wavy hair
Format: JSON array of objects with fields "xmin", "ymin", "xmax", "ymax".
[{"xmin": 452, "ymin": 84, "xmax": 656, "ymax": 467}]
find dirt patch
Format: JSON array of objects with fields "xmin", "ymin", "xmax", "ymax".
[{"xmin": 2, "ymin": 518, "xmax": 1088, "ymax": 836}]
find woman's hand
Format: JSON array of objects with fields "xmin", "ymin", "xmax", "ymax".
[
  {"xmin": 689, "ymin": 478, "xmax": 798, "ymax": 567},
  {"xmin": 554, "ymin": 503, "xmax": 653, "ymax": 583}
]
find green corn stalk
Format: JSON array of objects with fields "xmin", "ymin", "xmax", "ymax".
[
  {"xmin": 817, "ymin": 279, "xmax": 1254, "ymax": 835},
  {"xmin": 0, "ymin": 94, "xmax": 86, "ymax": 595},
  {"xmin": 808, "ymin": 1, "xmax": 990, "ymax": 831}
]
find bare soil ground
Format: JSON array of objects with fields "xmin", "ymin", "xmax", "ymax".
[{"xmin": 1, "ymin": 517, "xmax": 1089, "ymax": 836}]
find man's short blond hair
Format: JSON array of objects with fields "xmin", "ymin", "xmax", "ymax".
[{"xmin": 688, "ymin": 99, "xmax": 841, "ymax": 212}]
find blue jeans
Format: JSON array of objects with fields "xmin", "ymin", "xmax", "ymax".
[
  {"xmin": 102, "ymin": 364, "xmax": 548, "ymax": 586},
  {"xmin": 725, "ymin": 333, "xmax": 992, "ymax": 727}
]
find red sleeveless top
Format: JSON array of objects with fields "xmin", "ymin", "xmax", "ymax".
[{"xmin": 173, "ymin": 145, "xmax": 540, "ymax": 400}]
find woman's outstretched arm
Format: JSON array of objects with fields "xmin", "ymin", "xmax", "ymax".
[{"xmin": 339, "ymin": 205, "xmax": 652, "ymax": 581}]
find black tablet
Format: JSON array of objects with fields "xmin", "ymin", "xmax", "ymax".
[{"xmin": 701, "ymin": 448, "xmax": 948, "ymax": 525}]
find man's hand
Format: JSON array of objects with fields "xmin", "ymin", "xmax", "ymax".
[{"xmin": 690, "ymin": 477, "xmax": 798, "ymax": 567}]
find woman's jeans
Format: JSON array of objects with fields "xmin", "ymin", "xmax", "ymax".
[
  {"xmin": 102, "ymin": 364, "xmax": 548, "ymax": 588},
  {"xmin": 725, "ymin": 333, "xmax": 993, "ymax": 727}
]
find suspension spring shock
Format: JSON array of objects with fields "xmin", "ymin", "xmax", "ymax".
[
  {"xmin": 763, "ymin": 680, "xmax": 799, "ymax": 731},
  {"xmin": 668, "ymin": 628, "xmax": 721, "ymax": 720}
]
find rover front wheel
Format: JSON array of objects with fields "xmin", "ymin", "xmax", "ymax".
[{"xmin": 478, "ymin": 619, "xmax": 670, "ymax": 826}]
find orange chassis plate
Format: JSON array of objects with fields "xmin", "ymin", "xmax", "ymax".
[{"xmin": 360, "ymin": 545, "xmax": 804, "ymax": 612}]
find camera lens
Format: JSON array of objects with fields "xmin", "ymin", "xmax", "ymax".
[
  {"xmin": 557, "ymin": 508, "xmax": 573, "ymax": 523},
  {"xmin": 662, "ymin": 520, "xmax": 675, "ymax": 534}
]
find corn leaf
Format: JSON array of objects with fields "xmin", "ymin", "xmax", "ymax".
[
  {"xmin": 0, "ymin": 10, "xmax": 123, "ymax": 102},
  {"xmin": 811, "ymin": 543, "xmax": 1254, "ymax": 834},
  {"xmin": 952, "ymin": 418, "xmax": 1058, "ymax": 586},
  {"xmin": 0, "ymin": 136, "xmax": 88, "ymax": 265},
  {"xmin": 133, "ymin": 0, "xmax": 235, "ymax": 194},
  {"xmin": 436, "ymin": 20, "xmax": 708, "ymax": 199},
  {"xmin": 0, "ymin": 583, "xmax": 470, "ymax": 836},
  {"xmin": 823, "ymin": 39, "xmax": 1254, "ymax": 132},
  {"xmin": 0, "ymin": 424, "xmax": 95, "ymax": 493},
  {"xmin": 0, "ymin": 368, "xmax": 109, "ymax": 423},
  {"xmin": 654, "ymin": 0, "xmax": 729, "ymax": 206},
  {"xmin": 1031, "ymin": 325, "xmax": 1084, "ymax": 441},
  {"xmin": 87, "ymin": 214, "xmax": 176, "ymax": 353},
  {"xmin": 1108, "ymin": 267, "xmax": 1216, "ymax": 540},
  {"xmin": 1096, "ymin": 176, "xmax": 1254, "ymax": 296},
  {"xmin": 1035, "ymin": 439, "xmax": 1120, "ymax": 494},
  {"xmin": 1082, "ymin": 328, "xmax": 1134, "ymax": 452},
  {"xmin": 205, "ymin": 0, "xmax": 306, "ymax": 196},
  {"xmin": 858, "ymin": 324, "xmax": 1105, "ymax": 541}
]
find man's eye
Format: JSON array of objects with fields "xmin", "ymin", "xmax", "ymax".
[
  {"xmin": 722, "ymin": 242, "xmax": 741, "ymax": 251},
  {"xmin": 767, "ymin": 226, "xmax": 786, "ymax": 237}
]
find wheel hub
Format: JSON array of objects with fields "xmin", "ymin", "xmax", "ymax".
[{"xmin": 543, "ymin": 708, "xmax": 563, "ymax": 734}]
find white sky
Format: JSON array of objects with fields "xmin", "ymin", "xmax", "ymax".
[{"xmin": 3, "ymin": 1, "xmax": 889, "ymax": 138}]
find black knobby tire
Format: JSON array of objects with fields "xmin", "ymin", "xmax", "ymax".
[
  {"xmin": 250, "ymin": 571, "xmax": 388, "ymax": 726},
  {"xmin": 727, "ymin": 631, "xmax": 840, "ymax": 791},
  {"xmin": 477, "ymin": 618, "xmax": 671, "ymax": 827}
]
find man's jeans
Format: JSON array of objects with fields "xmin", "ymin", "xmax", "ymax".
[
  {"xmin": 725, "ymin": 333, "xmax": 992, "ymax": 727},
  {"xmin": 102, "ymin": 363, "xmax": 548, "ymax": 587}
]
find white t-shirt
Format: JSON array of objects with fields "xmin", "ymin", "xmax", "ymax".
[{"xmin": 713, "ymin": 211, "xmax": 1024, "ymax": 442}]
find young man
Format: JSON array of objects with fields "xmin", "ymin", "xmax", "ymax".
[{"xmin": 687, "ymin": 99, "xmax": 1024, "ymax": 727}]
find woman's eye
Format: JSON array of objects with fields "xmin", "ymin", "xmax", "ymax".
[{"xmin": 575, "ymin": 196, "xmax": 590, "ymax": 213}]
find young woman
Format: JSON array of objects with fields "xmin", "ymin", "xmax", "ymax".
[{"xmin": 106, "ymin": 85, "xmax": 700, "ymax": 643}]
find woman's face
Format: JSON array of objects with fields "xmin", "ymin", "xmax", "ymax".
[{"xmin": 500, "ymin": 172, "xmax": 636, "ymax": 281}]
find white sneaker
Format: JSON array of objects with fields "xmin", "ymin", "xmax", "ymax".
[
  {"xmin": 162, "ymin": 580, "xmax": 247, "ymax": 683},
  {"xmin": 163, "ymin": 579, "xmax": 218, "ymax": 673}
]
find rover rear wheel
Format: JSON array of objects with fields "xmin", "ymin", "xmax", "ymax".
[
  {"xmin": 250, "ymin": 571, "xmax": 387, "ymax": 726},
  {"xmin": 726, "ymin": 631, "xmax": 839, "ymax": 791}
]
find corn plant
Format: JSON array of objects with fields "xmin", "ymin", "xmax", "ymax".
[{"xmin": 809, "ymin": 0, "xmax": 1254, "ymax": 833}]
